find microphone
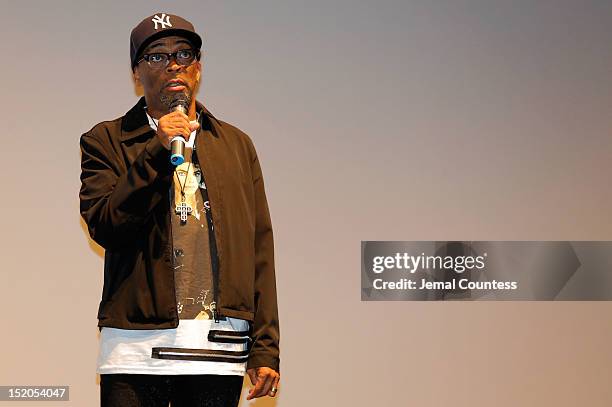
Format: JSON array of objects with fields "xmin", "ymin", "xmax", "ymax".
[{"xmin": 169, "ymin": 95, "xmax": 190, "ymax": 166}]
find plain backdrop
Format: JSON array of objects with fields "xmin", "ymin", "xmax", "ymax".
[{"xmin": 1, "ymin": 1, "xmax": 612, "ymax": 406}]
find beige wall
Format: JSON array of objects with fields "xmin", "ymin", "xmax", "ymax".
[{"xmin": 1, "ymin": 1, "xmax": 612, "ymax": 406}]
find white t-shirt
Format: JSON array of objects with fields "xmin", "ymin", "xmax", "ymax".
[
  {"xmin": 95, "ymin": 111, "xmax": 250, "ymax": 376},
  {"xmin": 96, "ymin": 319, "xmax": 250, "ymax": 375}
]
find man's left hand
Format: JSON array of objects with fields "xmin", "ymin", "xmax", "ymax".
[{"xmin": 246, "ymin": 367, "xmax": 280, "ymax": 399}]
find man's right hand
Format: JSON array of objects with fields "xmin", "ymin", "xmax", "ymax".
[{"xmin": 156, "ymin": 110, "xmax": 200, "ymax": 150}]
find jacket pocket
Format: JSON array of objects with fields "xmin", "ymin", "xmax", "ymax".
[
  {"xmin": 151, "ymin": 347, "xmax": 249, "ymax": 363},
  {"xmin": 207, "ymin": 329, "xmax": 252, "ymax": 345}
]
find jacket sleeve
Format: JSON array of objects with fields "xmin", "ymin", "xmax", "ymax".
[
  {"xmin": 79, "ymin": 129, "xmax": 173, "ymax": 249},
  {"xmin": 245, "ymin": 140, "xmax": 281, "ymax": 374}
]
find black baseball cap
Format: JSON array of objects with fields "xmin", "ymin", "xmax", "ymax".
[{"xmin": 130, "ymin": 13, "xmax": 202, "ymax": 69}]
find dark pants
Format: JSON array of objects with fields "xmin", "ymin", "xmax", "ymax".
[{"xmin": 100, "ymin": 374, "xmax": 244, "ymax": 407}]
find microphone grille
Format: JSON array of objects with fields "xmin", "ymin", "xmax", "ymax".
[{"xmin": 169, "ymin": 93, "xmax": 191, "ymax": 113}]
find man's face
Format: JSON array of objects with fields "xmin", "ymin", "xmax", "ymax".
[{"xmin": 133, "ymin": 35, "xmax": 202, "ymax": 114}]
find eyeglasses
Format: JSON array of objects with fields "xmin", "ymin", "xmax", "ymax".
[{"xmin": 137, "ymin": 48, "xmax": 201, "ymax": 69}]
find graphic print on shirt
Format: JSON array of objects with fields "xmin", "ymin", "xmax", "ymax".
[
  {"xmin": 174, "ymin": 159, "xmax": 207, "ymax": 221},
  {"xmin": 171, "ymin": 149, "xmax": 216, "ymax": 320}
]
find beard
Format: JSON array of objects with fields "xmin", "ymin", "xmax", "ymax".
[{"xmin": 159, "ymin": 87, "xmax": 193, "ymax": 113}]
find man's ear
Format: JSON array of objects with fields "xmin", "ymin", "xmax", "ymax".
[
  {"xmin": 132, "ymin": 66, "xmax": 144, "ymax": 97},
  {"xmin": 195, "ymin": 61, "xmax": 202, "ymax": 83},
  {"xmin": 132, "ymin": 67, "xmax": 141, "ymax": 84}
]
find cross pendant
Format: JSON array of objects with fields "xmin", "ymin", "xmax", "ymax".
[{"xmin": 175, "ymin": 201, "xmax": 193, "ymax": 222}]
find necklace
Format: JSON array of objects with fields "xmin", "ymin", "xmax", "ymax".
[
  {"xmin": 146, "ymin": 109, "xmax": 197, "ymax": 222},
  {"xmin": 174, "ymin": 160, "xmax": 193, "ymax": 222}
]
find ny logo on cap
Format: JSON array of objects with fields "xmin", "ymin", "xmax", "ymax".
[{"xmin": 152, "ymin": 13, "xmax": 172, "ymax": 30}]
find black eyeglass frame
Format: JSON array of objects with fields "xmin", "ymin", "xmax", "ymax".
[{"xmin": 136, "ymin": 48, "xmax": 201, "ymax": 69}]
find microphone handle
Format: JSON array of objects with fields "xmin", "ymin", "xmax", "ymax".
[{"xmin": 170, "ymin": 104, "xmax": 188, "ymax": 166}]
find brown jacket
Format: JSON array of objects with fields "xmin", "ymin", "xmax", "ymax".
[{"xmin": 79, "ymin": 97, "xmax": 279, "ymax": 372}]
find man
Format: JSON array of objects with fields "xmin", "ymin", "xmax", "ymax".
[{"xmin": 79, "ymin": 13, "xmax": 280, "ymax": 406}]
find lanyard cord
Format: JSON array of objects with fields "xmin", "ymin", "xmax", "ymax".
[{"xmin": 174, "ymin": 161, "xmax": 192, "ymax": 201}]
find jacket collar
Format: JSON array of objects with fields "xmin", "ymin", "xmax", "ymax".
[{"xmin": 120, "ymin": 96, "xmax": 221, "ymax": 141}]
